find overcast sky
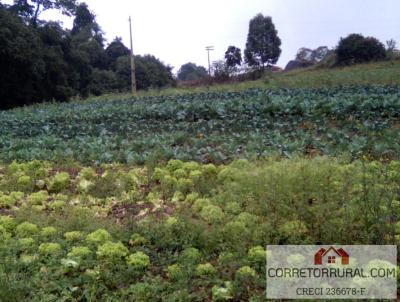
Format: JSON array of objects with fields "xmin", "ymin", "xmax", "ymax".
[{"xmin": 5, "ymin": 0, "xmax": 400, "ymax": 72}]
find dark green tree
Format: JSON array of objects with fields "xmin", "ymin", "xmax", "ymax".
[
  {"xmin": 70, "ymin": 2, "xmax": 107, "ymax": 95},
  {"xmin": 110, "ymin": 54, "xmax": 176, "ymax": 91},
  {"xmin": 244, "ymin": 14, "xmax": 281, "ymax": 69},
  {"xmin": 225, "ymin": 46, "xmax": 242, "ymax": 68},
  {"xmin": 37, "ymin": 21, "xmax": 74, "ymax": 101},
  {"xmin": 177, "ymin": 63, "xmax": 208, "ymax": 81},
  {"xmin": 135, "ymin": 55, "xmax": 176, "ymax": 90},
  {"xmin": 106, "ymin": 37, "xmax": 130, "ymax": 69},
  {"xmin": 336, "ymin": 34, "xmax": 386, "ymax": 65},
  {"xmin": 11, "ymin": 0, "xmax": 77, "ymax": 26},
  {"xmin": 0, "ymin": 6, "xmax": 44, "ymax": 108}
]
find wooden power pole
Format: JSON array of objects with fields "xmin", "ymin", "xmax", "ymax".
[
  {"xmin": 205, "ymin": 46, "xmax": 214, "ymax": 76},
  {"xmin": 129, "ymin": 16, "xmax": 137, "ymax": 94}
]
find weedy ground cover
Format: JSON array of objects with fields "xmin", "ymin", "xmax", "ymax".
[{"xmin": 0, "ymin": 158, "xmax": 399, "ymax": 301}]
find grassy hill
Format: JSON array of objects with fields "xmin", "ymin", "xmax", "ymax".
[
  {"xmin": 0, "ymin": 62, "xmax": 399, "ymax": 301},
  {"xmin": 117, "ymin": 60, "xmax": 400, "ymax": 97}
]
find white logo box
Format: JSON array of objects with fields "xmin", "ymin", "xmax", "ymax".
[{"xmin": 266, "ymin": 245, "xmax": 397, "ymax": 300}]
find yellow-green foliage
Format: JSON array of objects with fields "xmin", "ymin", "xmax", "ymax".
[
  {"xmin": 86, "ymin": 229, "xmax": 112, "ymax": 245},
  {"xmin": 166, "ymin": 264, "xmax": 183, "ymax": 280},
  {"xmin": 181, "ymin": 247, "xmax": 201, "ymax": 264},
  {"xmin": 212, "ymin": 281, "xmax": 233, "ymax": 301},
  {"xmin": 79, "ymin": 168, "xmax": 97, "ymax": 180},
  {"xmin": 177, "ymin": 178, "xmax": 193, "ymax": 194},
  {"xmin": 0, "ymin": 225, "xmax": 11, "ymax": 240},
  {"xmin": 193, "ymin": 198, "xmax": 211, "ymax": 212},
  {"xmin": 96, "ymin": 241, "xmax": 129, "ymax": 261},
  {"xmin": 235, "ymin": 266, "xmax": 256, "ymax": 279},
  {"xmin": 17, "ymin": 175, "xmax": 32, "ymax": 190},
  {"xmin": 200, "ymin": 205, "xmax": 225, "ymax": 224},
  {"xmin": 68, "ymin": 246, "xmax": 92, "ymax": 260},
  {"xmin": 27, "ymin": 191, "xmax": 49, "ymax": 206},
  {"xmin": 64, "ymin": 231, "xmax": 84, "ymax": 242},
  {"xmin": 126, "ymin": 251, "xmax": 150, "ymax": 270},
  {"xmin": 129, "ymin": 233, "xmax": 148, "ymax": 246},
  {"xmin": 18, "ymin": 237, "xmax": 36, "ymax": 251},
  {"xmin": 0, "ymin": 216, "xmax": 17, "ymax": 232},
  {"xmin": 173, "ymin": 169, "xmax": 186, "ymax": 179},
  {"xmin": 166, "ymin": 159, "xmax": 184, "ymax": 172},
  {"xmin": 16, "ymin": 222, "xmax": 39, "ymax": 237},
  {"xmin": 0, "ymin": 194, "xmax": 14, "ymax": 208},
  {"xmin": 49, "ymin": 172, "xmax": 71, "ymax": 192},
  {"xmin": 40, "ymin": 227, "xmax": 58, "ymax": 238},
  {"xmin": 248, "ymin": 246, "xmax": 266, "ymax": 264},
  {"xmin": 196, "ymin": 263, "xmax": 217, "ymax": 276},
  {"xmin": 39, "ymin": 243, "xmax": 62, "ymax": 256}
]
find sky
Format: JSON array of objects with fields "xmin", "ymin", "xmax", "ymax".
[{"xmin": 4, "ymin": 0, "xmax": 400, "ymax": 72}]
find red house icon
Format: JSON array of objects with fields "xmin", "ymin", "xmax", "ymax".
[{"xmin": 314, "ymin": 247, "xmax": 349, "ymax": 265}]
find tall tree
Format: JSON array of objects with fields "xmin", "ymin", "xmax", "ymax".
[
  {"xmin": 11, "ymin": 0, "xmax": 77, "ymax": 26},
  {"xmin": 177, "ymin": 63, "xmax": 208, "ymax": 81},
  {"xmin": 244, "ymin": 14, "xmax": 281, "ymax": 69},
  {"xmin": 105, "ymin": 37, "xmax": 130, "ymax": 69},
  {"xmin": 225, "ymin": 46, "xmax": 242, "ymax": 68},
  {"xmin": 0, "ymin": 6, "xmax": 44, "ymax": 108}
]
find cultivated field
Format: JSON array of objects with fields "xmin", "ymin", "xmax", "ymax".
[{"xmin": 0, "ymin": 62, "xmax": 399, "ymax": 301}]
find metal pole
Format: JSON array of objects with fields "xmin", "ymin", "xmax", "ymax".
[{"xmin": 129, "ymin": 16, "xmax": 137, "ymax": 94}]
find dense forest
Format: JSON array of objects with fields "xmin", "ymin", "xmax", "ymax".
[{"xmin": 0, "ymin": 1, "xmax": 176, "ymax": 109}]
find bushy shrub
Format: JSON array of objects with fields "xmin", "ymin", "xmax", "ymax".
[
  {"xmin": 0, "ymin": 195, "xmax": 14, "ymax": 208},
  {"xmin": 166, "ymin": 264, "xmax": 183, "ymax": 280},
  {"xmin": 40, "ymin": 227, "xmax": 58, "ymax": 238},
  {"xmin": 27, "ymin": 191, "xmax": 49, "ymax": 206},
  {"xmin": 18, "ymin": 237, "xmax": 36, "ymax": 251},
  {"xmin": 225, "ymin": 202, "xmax": 241, "ymax": 214},
  {"xmin": 16, "ymin": 222, "xmax": 39, "ymax": 237},
  {"xmin": 129, "ymin": 233, "xmax": 148, "ymax": 246},
  {"xmin": 0, "ymin": 216, "xmax": 17, "ymax": 231},
  {"xmin": 181, "ymin": 247, "xmax": 202, "ymax": 264},
  {"xmin": 173, "ymin": 169, "xmax": 186, "ymax": 179},
  {"xmin": 20, "ymin": 254, "xmax": 38, "ymax": 264},
  {"xmin": 49, "ymin": 172, "xmax": 71, "ymax": 192},
  {"xmin": 248, "ymin": 246, "xmax": 266, "ymax": 265},
  {"xmin": 336, "ymin": 34, "xmax": 386, "ymax": 65},
  {"xmin": 193, "ymin": 198, "xmax": 212, "ymax": 212},
  {"xmin": 79, "ymin": 167, "xmax": 97, "ymax": 180},
  {"xmin": 177, "ymin": 178, "xmax": 193, "ymax": 194},
  {"xmin": 68, "ymin": 246, "xmax": 92, "ymax": 260},
  {"xmin": 200, "ymin": 205, "xmax": 225, "ymax": 224},
  {"xmin": 235, "ymin": 266, "xmax": 256, "ymax": 280},
  {"xmin": 126, "ymin": 251, "xmax": 150, "ymax": 270},
  {"xmin": 97, "ymin": 241, "xmax": 129, "ymax": 261},
  {"xmin": 212, "ymin": 281, "xmax": 233, "ymax": 301},
  {"xmin": 0, "ymin": 225, "xmax": 11, "ymax": 240},
  {"xmin": 86, "ymin": 229, "xmax": 112, "ymax": 245},
  {"xmin": 196, "ymin": 263, "xmax": 217, "ymax": 276},
  {"xmin": 17, "ymin": 175, "xmax": 32, "ymax": 190},
  {"xmin": 188, "ymin": 170, "xmax": 202, "ymax": 182},
  {"xmin": 10, "ymin": 191, "xmax": 24, "ymax": 202},
  {"xmin": 278, "ymin": 220, "xmax": 308, "ymax": 240},
  {"xmin": 166, "ymin": 160, "xmax": 184, "ymax": 172},
  {"xmin": 39, "ymin": 242, "xmax": 62, "ymax": 256}
]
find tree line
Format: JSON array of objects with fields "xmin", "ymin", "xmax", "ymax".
[{"xmin": 0, "ymin": 0, "xmax": 176, "ymax": 109}]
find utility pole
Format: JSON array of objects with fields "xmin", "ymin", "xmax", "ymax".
[
  {"xmin": 205, "ymin": 46, "xmax": 214, "ymax": 76},
  {"xmin": 129, "ymin": 16, "xmax": 137, "ymax": 94}
]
